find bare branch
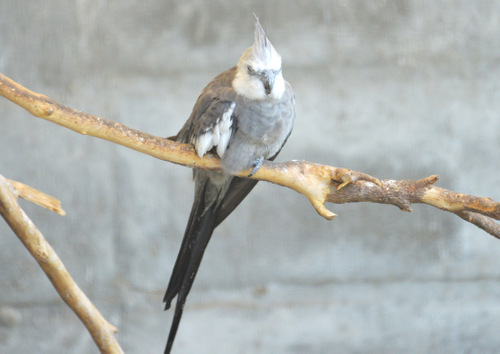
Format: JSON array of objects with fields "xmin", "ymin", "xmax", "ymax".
[
  {"xmin": 0, "ymin": 72, "xmax": 216, "ymax": 170},
  {"xmin": 7, "ymin": 178, "xmax": 66, "ymax": 215},
  {"xmin": 1, "ymin": 71, "xmax": 499, "ymax": 237},
  {"xmin": 0, "ymin": 175, "xmax": 123, "ymax": 353},
  {"xmin": 327, "ymin": 175, "xmax": 500, "ymax": 238}
]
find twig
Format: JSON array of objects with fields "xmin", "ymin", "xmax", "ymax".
[
  {"xmin": 7, "ymin": 178, "xmax": 66, "ymax": 215},
  {"xmin": 0, "ymin": 71, "xmax": 499, "ymax": 236},
  {"xmin": 0, "ymin": 175, "xmax": 123, "ymax": 354}
]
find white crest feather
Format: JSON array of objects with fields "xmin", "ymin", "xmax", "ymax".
[{"xmin": 251, "ymin": 15, "xmax": 279, "ymax": 66}]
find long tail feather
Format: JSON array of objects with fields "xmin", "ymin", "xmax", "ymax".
[
  {"xmin": 163, "ymin": 188, "xmax": 207, "ymax": 310},
  {"xmin": 163, "ymin": 153, "xmax": 280, "ymax": 352},
  {"xmin": 164, "ymin": 180, "xmax": 220, "ymax": 353}
]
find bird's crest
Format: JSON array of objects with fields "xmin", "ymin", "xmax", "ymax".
[{"xmin": 250, "ymin": 15, "xmax": 281, "ymax": 67}]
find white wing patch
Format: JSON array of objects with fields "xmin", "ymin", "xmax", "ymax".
[{"xmin": 194, "ymin": 101, "xmax": 235, "ymax": 158}]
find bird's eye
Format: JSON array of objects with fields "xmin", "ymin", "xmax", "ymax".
[{"xmin": 247, "ymin": 66, "xmax": 256, "ymax": 75}]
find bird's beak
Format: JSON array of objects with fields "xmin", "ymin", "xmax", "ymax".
[{"xmin": 262, "ymin": 74, "xmax": 275, "ymax": 95}]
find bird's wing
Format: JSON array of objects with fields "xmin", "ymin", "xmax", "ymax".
[
  {"xmin": 164, "ymin": 68, "xmax": 240, "ymax": 353},
  {"xmin": 176, "ymin": 67, "xmax": 237, "ymax": 152},
  {"xmin": 165, "ymin": 68, "xmax": 238, "ymax": 306}
]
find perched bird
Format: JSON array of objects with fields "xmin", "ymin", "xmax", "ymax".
[{"xmin": 164, "ymin": 16, "xmax": 295, "ymax": 353}]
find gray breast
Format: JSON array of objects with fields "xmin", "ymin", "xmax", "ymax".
[{"xmin": 220, "ymin": 84, "xmax": 295, "ymax": 174}]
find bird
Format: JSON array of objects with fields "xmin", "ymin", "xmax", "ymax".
[{"xmin": 163, "ymin": 16, "xmax": 295, "ymax": 353}]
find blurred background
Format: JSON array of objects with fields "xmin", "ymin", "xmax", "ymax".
[{"xmin": 1, "ymin": 1, "xmax": 500, "ymax": 353}]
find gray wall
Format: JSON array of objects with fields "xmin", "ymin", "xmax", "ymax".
[{"xmin": 1, "ymin": 1, "xmax": 500, "ymax": 353}]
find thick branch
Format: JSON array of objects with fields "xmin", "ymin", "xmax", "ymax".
[
  {"xmin": 0, "ymin": 72, "xmax": 216, "ymax": 170},
  {"xmin": 1, "ymin": 71, "xmax": 499, "ymax": 238},
  {"xmin": 0, "ymin": 175, "xmax": 123, "ymax": 353}
]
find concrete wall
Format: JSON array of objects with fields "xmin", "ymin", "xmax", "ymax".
[{"xmin": 1, "ymin": 1, "xmax": 500, "ymax": 353}]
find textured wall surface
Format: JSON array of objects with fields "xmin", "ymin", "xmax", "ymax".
[{"xmin": 1, "ymin": 1, "xmax": 500, "ymax": 353}]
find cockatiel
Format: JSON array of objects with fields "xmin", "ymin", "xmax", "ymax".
[{"xmin": 164, "ymin": 16, "xmax": 295, "ymax": 353}]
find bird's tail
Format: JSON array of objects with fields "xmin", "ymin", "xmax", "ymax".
[{"xmin": 163, "ymin": 179, "xmax": 221, "ymax": 353}]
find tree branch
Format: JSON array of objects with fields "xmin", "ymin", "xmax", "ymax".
[
  {"xmin": 1, "ymin": 70, "xmax": 499, "ymax": 353},
  {"xmin": 327, "ymin": 174, "xmax": 500, "ymax": 238},
  {"xmin": 0, "ymin": 175, "xmax": 123, "ymax": 354},
  {"xmin": 1, "ymin": 71, "xmax": 499, "ymax": 237}
]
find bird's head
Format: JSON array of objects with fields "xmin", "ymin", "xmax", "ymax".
[{"xmin": 233, "ymin": 16, "xmax": 286, "ymax": 101}]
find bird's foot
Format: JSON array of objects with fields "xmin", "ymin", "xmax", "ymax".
[{"xmin": 248, "ymin": 157, "xmax": 264, "ymax": 177}]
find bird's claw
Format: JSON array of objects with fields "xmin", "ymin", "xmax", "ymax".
[{"xmin": 248, "ymin": 157, "xmax": 264, "ymax": 177}]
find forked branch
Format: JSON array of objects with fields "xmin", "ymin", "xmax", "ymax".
[{"xmin": 0, "ymin": 175, "xmax": 123, "ymax": 354}]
